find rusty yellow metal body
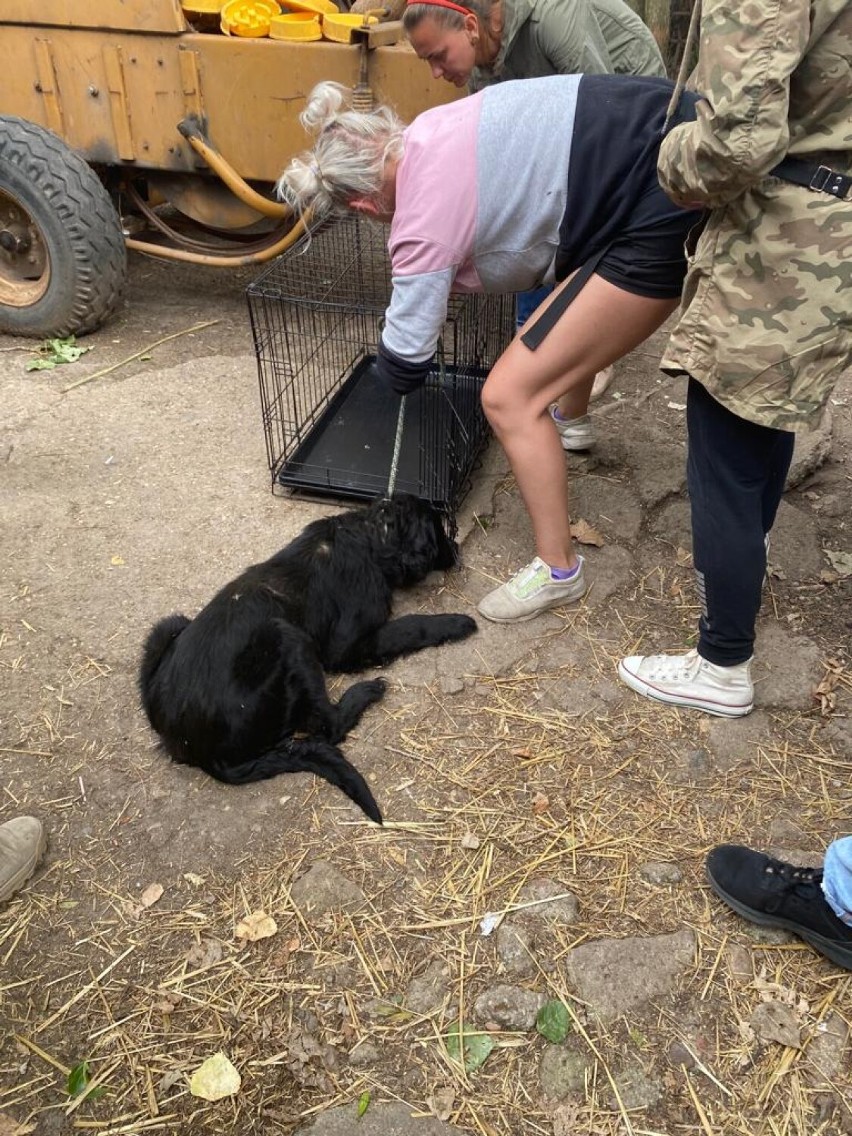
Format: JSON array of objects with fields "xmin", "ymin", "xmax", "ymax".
[
  {"xmin": 0, "ymin": 0, "xmax": 456, "ymax": 334},
  {"xmin": 0, "ymin": 0, "xmax": 454, "ymax": 183}
]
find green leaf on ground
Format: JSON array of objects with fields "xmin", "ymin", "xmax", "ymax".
[
  {"xmin": 536, "ymin": 1000, "xmax": 571, "ymax": 1044},
  {"xmin": 66, "ymin": 1060, "xmax": 107, "ymax": 1102},
  {"xmin": 444, "ymin": 1022, "xmax": 495, "ymax": 1072},
  {"xmin": 26, "ymin": 336, "xmax": 92, "ymax": 371},
  {"xmin": 357, "ymin": 1090, "xmax": 371, "ymax": 1117}
]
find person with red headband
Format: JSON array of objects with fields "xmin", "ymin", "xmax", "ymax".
[
  {"xmin": 277, "ymin": 74, "xmax": 705, "ymax": 622},
  {"xmin": 402, "ymin": 0, "xmax": 664, "ymax": 93},
  {"xmin": 402, "ymin": 0, "xmax": 665, "ymax": 453}
]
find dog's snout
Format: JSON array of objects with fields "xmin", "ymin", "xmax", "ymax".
[{"xmin": 437, "ymin": 534, "xmax": 461, "ymax": 571}]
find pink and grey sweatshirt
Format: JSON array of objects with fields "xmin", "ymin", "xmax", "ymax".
[
  {"xmin": 376, "ymin": 73, "xmax": 699, "ymax": 390},
  {"xmin": 378, "ymin": 74, "xmax": 579, "ymax": 387}
]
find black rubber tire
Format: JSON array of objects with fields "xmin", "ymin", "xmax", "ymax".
[{"xmin": 0, "ymin": 116, "xmax": 127, "ymax": 338}]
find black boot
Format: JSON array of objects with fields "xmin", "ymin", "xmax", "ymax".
[{"xmin": 706, "ymin": 844, "xmax": 852, "ymax": 970}]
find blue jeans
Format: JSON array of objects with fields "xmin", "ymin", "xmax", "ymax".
[
  {"xmin": 515, "ymin": 285, "xmax": 553, "ymax": 330},
  {"xmin": 824, "ymin": 836, "xmax": 852, "ymax": 925}
]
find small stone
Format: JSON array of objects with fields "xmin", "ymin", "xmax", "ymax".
[
  {"xmin": 347, "ymin": 1041, "xmax": 381, "ymax": 1068},
  {"xmin": 806, "ymin": 1012, "xmax": 849, "ymax": 1084},
  {"xmin": 404, "ymin": 959, "xmax": 451, "ymax": 1015},
  {"xmin": 290, "ymin": 861, "xmax": 365, "ymax": 917},
  {"xmin": 295, "ymin": 1100, "xmax": 458, "ymax": 1134},
  {"xmin": 539, "ymin": 1044, "xmax": 592, "ymax": 1100},
  {"xmin": 726, "ymin": 943, "xmax": 753, "ymax": 982},
  {"xmin": 439, "ymin": 676, "xmax": 465, "ymax": 696},
  {"xmin": 639, "ymin": 861, "xmax": 683, "ymax": 886},
  {"xmin": 515, "ymin": 879, "xmax": 579, "ymax": 925},
  {"xmin": 609, "ymin": 1064, "xmax": 661, "ymax": 1111},
  {"xmin": 564, "ymin": 928, "xmax": 695, "ymax": 1023},
  {"xmin": 742, "ymin": 923, "xmax": 796, "ymax": 948},
  {"xmin": 495, "ymin": 923, "xmax": 536, "ymax": 976},
  {"xmin": 768, "ymin": 818, "xmax": 810, "ymax": 846},
  {"xmin": 753, "ymin": 624, "xmax": 824, "ymax": 711},
  {"xmin": 472, "ymin": 984, "xmax": 546, "ymax": 1031},
  {"xmin": 667, "ymin": 1040, "xmax": 695, "ymax": 1069}
]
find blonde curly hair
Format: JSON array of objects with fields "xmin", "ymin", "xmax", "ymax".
[{"xmin": 276, "ymin": 82, "xmax": 406, "ymax": 224}]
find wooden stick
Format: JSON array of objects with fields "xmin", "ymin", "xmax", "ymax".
[{"xmin": 61, "ymin": 320, "xmax": 220, "ymax": 393}]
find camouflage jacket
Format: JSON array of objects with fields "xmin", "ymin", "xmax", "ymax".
[
  {"xmin": 469, "ymin": 0, "xmax": 665, "ymax": 91},
  {"xmin": 658, "ymin": 0, "xmax": 852, "ymax": 431}
]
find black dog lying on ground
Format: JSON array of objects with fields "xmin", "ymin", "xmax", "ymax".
[{"xmin": 138, "ymin": 494, "xmax": 476, "ymax": 824}]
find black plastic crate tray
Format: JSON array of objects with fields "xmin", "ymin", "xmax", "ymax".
[{"xmin": 275, "ymin": 356, "xmax": 488, "ymax": 509}]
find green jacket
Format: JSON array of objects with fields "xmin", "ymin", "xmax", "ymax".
[
  {"xmin": 469, "ymin": 0, "xmax": 665, "ymax": 90},
  {"xmin": 659, "ymin": 0, "xmax": 852, "ymax": 431}
]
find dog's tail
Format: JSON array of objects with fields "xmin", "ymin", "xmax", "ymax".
[
  {"xmin": 139, "ymin": 614, "xmax": 190, "ymax": 692},
  {"xmin": 204, "ymin": 739, "xmax": 383, "ymax": 825}
]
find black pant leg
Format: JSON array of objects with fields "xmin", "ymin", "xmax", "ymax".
[
  {"xmin": 761, "ymin": 428, "xmax": 795, "ymax": 536},
  {"xmin": 686, "ymin": 378, "xmax": 795, "ymax": 666}
]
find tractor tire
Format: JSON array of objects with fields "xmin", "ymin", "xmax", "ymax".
[{"xmin": 0, "ymin": 116, "xmax": 127, "ymax": 338}]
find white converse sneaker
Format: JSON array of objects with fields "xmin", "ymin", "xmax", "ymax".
[
  {"xmin": 0, "ymin": 816, "xmax": 46, "ymax": 903},
  {"xmin": 477, "ymin": 556, "xmax": 587, "ymax": 623},
  {"xmin": 550, "ymin": 407, "xmax": 595, "ymax": 452},
  {"xmin": 618, "ymin": 649, "xmax": 753, "ymax": 718}
]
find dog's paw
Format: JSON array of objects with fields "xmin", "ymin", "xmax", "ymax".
[
  {"xmin": 333, "ymin": 678, "xmax": 388, "ymax": 738},
  {"xmin": 359, "ymin": 678, "xmax": 388, "ymax": 702},
  {"xmin": 444, "ymin": 614, "xmax": 478, "ymax": 640}
]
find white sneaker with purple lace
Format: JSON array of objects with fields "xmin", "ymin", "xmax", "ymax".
[
  {"xmin": 550, "ymin": 407, "xmax": 595, "ymax": 452},
  {"xmin": 477, "ymin": 556, "xmax": 587, "ymax": 623}
]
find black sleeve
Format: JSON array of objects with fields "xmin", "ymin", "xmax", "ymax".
[{"xmin": 375, "ymin": 337, "xmax": 434, "ymax": 395}]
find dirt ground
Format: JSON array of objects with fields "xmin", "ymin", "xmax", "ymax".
[{"xmin": 1, "ymin": 250, "xmax": 850, "ymax": 1136}]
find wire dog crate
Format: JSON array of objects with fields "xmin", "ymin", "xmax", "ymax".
[{"xmin": 246, "ymin": 216, "xmax": 515, "ymax": 533}]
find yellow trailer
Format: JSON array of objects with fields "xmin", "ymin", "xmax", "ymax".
[{"xmin": 0, "ymin": 0, "xmax": 455, "ymax": 335}]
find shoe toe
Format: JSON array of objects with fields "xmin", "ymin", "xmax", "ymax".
[
  {"xmin": 617, "ymin": 656, "xmax": 647, "ymax": 688},
  {"xmin": 705, "ymin": 843, "xmax": 769, "ymax": 905},
  {"xmin": 706, "ymin": 843, "xmax": 751, "ymax": 885},
  {"xmin": 476, "ymin": 587, "xmax": 515, "ymax": 622}
]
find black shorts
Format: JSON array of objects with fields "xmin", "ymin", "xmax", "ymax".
[
  {"xmin": 556, "ymin": 75, "xmax": 706, "ymax": 300},
  {"xmin": 595, "ymin": 185, "xmax": 706, "ymax": 300}
]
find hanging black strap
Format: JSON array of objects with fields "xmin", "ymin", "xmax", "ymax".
[{"xmin": 520, "ymin": 244, "xmax": 610, "ymax": 351}]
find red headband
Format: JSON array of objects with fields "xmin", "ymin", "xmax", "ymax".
[{"xmin": 407, "ymin": 0, "xmax": 472, "ymax": 14}]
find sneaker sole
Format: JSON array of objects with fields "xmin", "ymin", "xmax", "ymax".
[
  {"xmin": 707, "ymin": 873, "xmax": 852, "ymax": 970},
  {"xmin": 617, "ymin": 661, "xmax": 753, "ymax": 718},
  {"xmin": 557, "ymin": 434, "xmax": 594, "ymax": 453},
  {"xmin": 477, "ymin": 586, "xmax": 587, "ymax": 624}
]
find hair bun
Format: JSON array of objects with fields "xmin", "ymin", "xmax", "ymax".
[{"xmin": 300, "ymin": 81, "xmax": 353, "ymax": 134}]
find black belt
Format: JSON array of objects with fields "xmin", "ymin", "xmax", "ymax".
[{"xmin": 771, "ymin": 156, "xmax": 852, "ymax": 200}]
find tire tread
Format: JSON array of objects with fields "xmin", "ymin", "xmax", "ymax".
[{"xmin": 0, "ymin": 115, "xmax": 127, "ymax": 336}]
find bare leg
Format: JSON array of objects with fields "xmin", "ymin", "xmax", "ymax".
[
  {"xmin": 482, "ymin": 275, "xmax": 678, "ymax": 569},
  {"xmin": 516, "ymin": 275, "xmax": 641, "ymax": 420}
]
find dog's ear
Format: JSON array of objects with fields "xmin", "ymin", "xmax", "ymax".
[{"xmin": 390, "ymin": 496, "xmax": 453, "ymax": 581}]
